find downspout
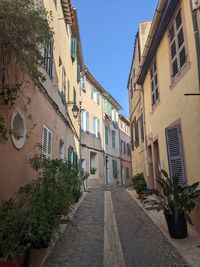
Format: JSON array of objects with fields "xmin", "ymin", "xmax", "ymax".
[
  {"xmin": 190, "ymin": 0, "xmax": 200, "ymax": 89},
  {"xmin": 141, "ymin": 86, "xmax": 149, "ymax": 182}
]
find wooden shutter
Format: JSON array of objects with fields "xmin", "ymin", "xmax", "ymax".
[
  {"xmin": 68, "ymin": 146, "xmax": 72, "ymax": 163},
  {"xmin": 166, "ymin": 124, "xmax": 186, "ymax": 185},
  {"xmin": 71, "ymin": 37, "xmax": 77, "ymax": 61},
  {"xmin": 130, "ymin": 121, "xmax": 134, "ymax": 150},
  {"xmin": 112, "ymin": 130, "xmax": 115, "ymax": 148},
  {"xmin": 135, "ymin": 118, "xmax": 139, "ymax": 147},
  {"xmin": 73, "ymin": 88, "xmax": 76, "ymax": 103},
  {"xmin": 105, "ymin": 125, "xmax": 108, "ymax": 145},
  {"xmin": 77, "ymin": 64, "xmax": 81, "ymax": 82}
]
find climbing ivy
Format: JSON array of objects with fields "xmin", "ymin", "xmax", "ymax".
[{"xmin": 0, "ymin": 0, "xmax": 53, "ymax": 143}]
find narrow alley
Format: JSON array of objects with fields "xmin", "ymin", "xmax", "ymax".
[{"xmin": 43, "ymin": 187, "xmax": 188, "ymax": 267}]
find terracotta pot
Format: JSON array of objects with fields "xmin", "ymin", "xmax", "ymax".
[{"xmin": 0, "ymin": 255, "xmax": 25, "ymax": 267}]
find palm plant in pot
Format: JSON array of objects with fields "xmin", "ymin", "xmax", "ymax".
[{"xmin": 144, "ymin": 170, "xmax": 200, "ymax": 239}]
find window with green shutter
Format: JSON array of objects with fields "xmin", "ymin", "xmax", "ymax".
[
  {"xmin": 112, "ymin": 160, "xmax": 118, "ymax": 178},
  {"xmin": 105, "ymin": 124, "xmax": 108, "ymax": 145},
  {"xmin": 73, "ymin": 87, "xmax": 76, "ymax": 103},
  {"xmin": 77, "ymin": 64, "xmax": 81, "ymax": 82},
  {"xmin": 112, "ymin": 130, "xmax": 116, "ymax": 148},
  {"xmin": 71, "ymin": 37, "xmax": 77, "ymax": 61},
  {"xmin": 68, "ymin": 146, "xmax": 72, "ymax": 163}
]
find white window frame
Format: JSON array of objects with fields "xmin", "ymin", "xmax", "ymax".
[
  {"xmin": 42, "ymin": 125, "xmax": 52, "ymax": 159},
  {"xmin": 81, "ymin": 75, "xmax": 86, "ymax": 91},
  {"xmin": 169, "ymin": 8, "xmax": 187, "ymax": 80},
  {"xmin": 150, "ymin": 60, "xmax": 159, "ymax": 107}
]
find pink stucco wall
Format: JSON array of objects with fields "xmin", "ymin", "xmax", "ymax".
[
  {"xmin": 0, "ymin": 84, "xmax": 78, "ymax": 199},
  {"xmin": 119, "ymin": 129, "xmax": 132, "ymax": 186}
]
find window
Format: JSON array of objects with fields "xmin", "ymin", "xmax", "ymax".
[
  {"xmin": 127, "ymin": 143, "xmax": 131, "ymax": 156},
  {"xmin": 112, "ymin": 130, "xmax": 116, "ymax": 148},
  {"xmin": 126, "ymin": 167, "xmax": 129, "ymax": 179},
  {"xmin": 166, "ymin": 124, "xmax": 186, "ymax": 185},
  {"xmin": 90, "ymin": 85, "xmax": 94, "ymax": 99},
  {"xmin": 90, "ymin": 85, "xmax": 100, "ymax": 105},
  {"xmin": 131, "ymin": 120, "xmax": 135, "ymax": 150},
  {"xmin": 112, "ymin": 160, "xmax": 118, "ymax": 178},
  {"xmin": 135, "ymin": 118, "xmax": 139, "ymax": 147},
  {"xmin": 42, "ymin": 125, "xmax": 52, "ymax": 159},
  {"xmin": 150, "ymin": 60, "xmax": 159, "ymax": 107},
  {"xmin": 139, "ymin": 114, "xmax": 144, "ymax": 143},
  {"xmin": 59, "ymin": 140, "xmax": 65, "ymax": 160},
  {"xmin": 61, "ymin": 67, "xmax": 66, "ymax": 100},
  {"xmin": 81, "ymin": 110, "xmax": 89, "ymax": 133},
  {"xmin": 105, "ymin": 124, "xmax": 109, "ymax": 145},
  {"xmin": 93, "ymin": 116, "xmax": 100, "ymax": 138},
  {"xmin": 77, "ymin": 64, "xmax": 81, "ymax": 83},
  {"xmin": 169, "ymin": 9, "xmax": 186, "ymax": 79},
  {"xmin": 81, "ymin": 75, "xmax": 86, "ymax": 91},
  {"xmin": 44, "ymin": 38, "xmax": 53, "ymax": 78},
  {"xmin": 68, "ymin": 146, "xmax": 77, "ymax": 165},
  {"xmin": 124, "ymin": 141, "xmax": 127, "ymax": 154},
  {"xmin": 71, "ymin": 37, "xmax": 77, "ymax": 61},
  {"xmin": 73, "ymin": 87, "xmax": 76, "ymax": 103},
  {"xmin": 11, "ymin": 110, "xmax": 27, "ymax": 149}
]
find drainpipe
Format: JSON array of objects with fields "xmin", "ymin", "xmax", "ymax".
[
  {"xmin": 141, "ymin": 85, "xmax": 149, "ymax": 183},
  {"xmin": 190, "ymin": 0, "xmax": 200, "ymax": 89}
]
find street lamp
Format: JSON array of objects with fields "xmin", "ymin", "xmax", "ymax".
[{"xmin": 71, "ymin": 103, "xmax": 79, "ymax": 119}]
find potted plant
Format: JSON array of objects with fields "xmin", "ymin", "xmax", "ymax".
[
  {"xmin": 90, "ymin": 167, "xmax": 96, "ymax": 175},
  {"xmin": 144, "ymin": 170, "xmax": 200, "ymax": 239},
  {"xmin": 0, "ymin": 199, "xmax": 30, "ymax": 267},
  {"xmin": 131, "ymin": 173, "xmax": 147, "ymax": 199}
]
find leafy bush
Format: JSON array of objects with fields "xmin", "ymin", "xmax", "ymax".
[
  {"xmin": 144, "ymin": 170, "xmax": 200, "ymax": 224},
  {"xmin": 18, "ymin": 157, "xmax": 81, "ymax": 247},
  {"xmin": 0, "ymin": 199, "xmax": 29, "ymax": 261},
  {"xmin": 132, "ymin": 172, "xmax": 147, "ymax": 194}
]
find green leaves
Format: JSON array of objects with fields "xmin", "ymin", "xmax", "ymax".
[
  {"xmin": 131, "ymin": 173, "xmax": 147, "ymax": 194},
  {"xmin": 143, "ymin": 169, "xmax": 200, "ymax": 225}
]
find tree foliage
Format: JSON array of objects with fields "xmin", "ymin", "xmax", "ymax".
[{"xmin": 0, "ymin": 0, "xmax": 53, "ymax": 143}]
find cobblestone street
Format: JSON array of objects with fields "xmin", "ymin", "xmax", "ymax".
[{"xmin": 43, "ymin": 187, "xmax": 189, "ymax": 267}]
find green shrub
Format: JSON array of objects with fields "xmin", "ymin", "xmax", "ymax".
[
  {"xmin": 0, "ymin": 199, "xmax": 29, "ymax": 260},
  {"xmin": 132, "ymin": 173, "xmax": 147, "ymax": 194},
  {"xmin": 18, "ymin": 157, "xmax": 81, "ymax": 247}
]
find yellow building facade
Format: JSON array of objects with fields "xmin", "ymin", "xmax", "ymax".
[{"xmin": 129, "ymin": 0, "xmax": 200, "ymax": 232}]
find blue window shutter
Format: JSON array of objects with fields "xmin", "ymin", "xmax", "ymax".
[
  {"xmin": 71, "ymin": 37, "xmax": 77, "ymax": 61},
  {"xmin": 86, "ymin": 112, "xmax": 89, "ymax": 133},
  {"xmin": 166, "ymin": 124, "xmax": 186, "ymax": 185}
]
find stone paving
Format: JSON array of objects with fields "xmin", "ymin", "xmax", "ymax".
[{"xmin": 43, "ymin": 186, "xmax": 189, "ymax": 267}]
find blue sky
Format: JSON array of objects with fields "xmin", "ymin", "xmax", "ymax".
[{"xmin": 72, "ymin": 0, "xmax": 158, "ymax": 116}]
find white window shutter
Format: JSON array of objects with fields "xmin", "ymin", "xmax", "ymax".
[{"xmin": 42, "ymin": 126, "xmax": 52, "ymax": 159}]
